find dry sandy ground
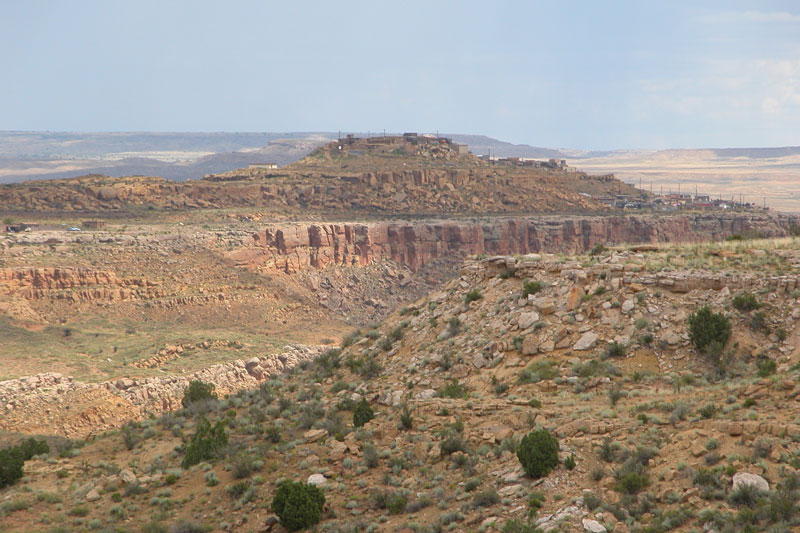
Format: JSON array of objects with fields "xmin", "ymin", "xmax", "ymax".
[{"xmin": 571, "ymin": 150, "xmax": 800, "ymax": 213}]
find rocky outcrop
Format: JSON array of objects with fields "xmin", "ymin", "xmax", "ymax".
[
  {"xmin": 242, "ymin": 213, "xmax": 799, "ymax": 273},
  {"xmin": 0, "ymin": 165, "xmax": 608, "ymax": 215},
  {"xmin": 0, "ymin": 267, "xmax": 158, "ymax": 302},
  {"xmin": 0, "ymin": 345, "xmax": 324, "ymax": 438}
]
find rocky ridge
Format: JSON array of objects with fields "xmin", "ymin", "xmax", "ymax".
[{"xmin": 0, "ymin": 344, "xmax": 323, "ymax": 438}]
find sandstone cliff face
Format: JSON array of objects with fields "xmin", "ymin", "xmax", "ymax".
[
  {"xmin": 244, "ymin": 214, "xmax": 800, "ymax": 273},
  {"xmin": 0, "ymin": 267, "xmax": 157, "ymax": 302}
]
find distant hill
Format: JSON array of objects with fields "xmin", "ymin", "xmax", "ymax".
[
  {"xmin": 446, "ymin": 134, "xmax": 569, "ymax": 159},
  {"xmin": 1, "ymin": 131, "xmax": 800, "ymax": 186}
]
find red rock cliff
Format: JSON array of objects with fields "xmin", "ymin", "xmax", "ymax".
[{"xmin": 241, "ymin": 213, "xmax": 799, "ymax": 273}]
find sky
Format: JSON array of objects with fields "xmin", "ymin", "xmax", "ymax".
[{"xmin": 1, "ymin": 0, "xmax": 799, "ymax": 150}]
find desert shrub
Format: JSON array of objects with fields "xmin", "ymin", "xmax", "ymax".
[
  {"xmin": 698, "ymin": 403, "xmax": 717, "ymax": 419},
  {"xmin": 598, "ymin": 437, "xmax": 621, "ymax": 463},
  {"xmin": 271, "ymin": 480, "xmax": 325, "ymax": 531},
  {"xmin": 313, "ymin": 349, "xmax": 341, "ymax": 379},
  {"xmin": 399, "ymin": 405, "xmax": 413, "ymax": 430},
  {"xmin": 168, "ymin": 520, "xmax": 212, "ymax": 533},
  {"xmin": 69, "ymin": 505, "xmax": 90, "ymax": 517},
  {"xmin": 732, "ymin": 292, "xmax": 760, "ymax": 312},
  {"xmin": 522, "ymin": 280, "xmax": 542, "ymax": 298},
  {"xmin": 181, "ymin": 381, "xmax": 217, "ymax": 409},
  {"xmin": 363, "ymin": 443, "xmax": 379, "ymax": 468},
  {"xmin": 615, "ymin": 471, "xmax": 650, "ymax": 495},
  {"xmin": 353, "ymin": 398, "xmax": 375, "ymax": 428},
  {"xmin": 472, "ymin": 489, "xmax": 500, "ymax": 508},
  {"xmin": 386, "ymin": 492, "xmax": 408, "ymax": 514},
  {"xmin": 340, "ymin": 330, "xmax": 361, "ymax": 348},
  {"xmin": 768, "ymin": 489, "xmax": 797, "ymax": 523},
  {"xmin": 572, "ymin": 359, "xmax": 620, "ymax": 379},
  {"xmin": 464, "ymin": 478, "xmax": 481, "ymax": 492},
  {"xmin": 181, "ymin": 418, "xmax": 228, "ymax": 468},
  {"xmin": 608, "ymin": 386, "xmax": 625, "ymax": 407},
  {"xmin": 226, "ymin": 480, "xmax": 251, "ymax": 500},
  {"xmin": 464, "ymin": 289, "xmax": 483, "ymax": 304},
  {"xmin": 752, "ymin": 438, "xmax": 773, "ymax": 459},
  {"xmin": 729, "ymin": 482, "xmax": 764, "ymax": 508},
  {"xmin": 517, "ymin": 429, "xmax": 559, "ymax": 479},
  {"xmin": 749, "ymin": 311, "xmax": 769, "ymax": 332},
  {"xmin": 297, "ymin": 401, "xmax": 325, "ymax": 429},
  {"xmin": 590, "ymin": 243, "xmax": 607, "ymax": 255},
  {"xmin": 440, "ymin": 435, "xmax": 468, "ymax": 457},
  {"xmin": 265, "ymin": 426, "xmax": 281, "ymax": 444},
  {"xmin": 756, "ymin": 357, "xmax": 776, "ymax": 377},
  {"xmin": 604, "ymin": 342, "xmax": 627, "ymax": 358},
  {"xmin": 439, "ymin": 379, "xmax": 469, "ymax": 399},
  {"xmin": 231, "ymin": 455, "xmax": 254, "ymax": 479},
  {"xmin": 501, "ymin": 519, "xmax": 541, "ymax": 533},
  {"xmin": 688, "ymin": 306, "xmax": 731, "ymax": 357},
  {"xmin": 564, "ymin": 454, "xmax": 576, "ymax": 470},
  {"xmin": 17, "ymin": 438, "xmax": 49, "ymax": 459},
  {"xmin": 518, "ymin": 359, "xmax": 558, "ymax": 384}
]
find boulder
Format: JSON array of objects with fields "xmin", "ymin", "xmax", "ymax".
[
  {"xmin": 621, "ymin": 299, "xmax": 635, "ymax": 314},
  {"xmin": 573, "ymin": 332, "xmax": 598, "ymax": 351},
  {"xmin": 303, "ymin": 429, "xmax": 327, "ymax": 443},
  {"xmin": 582, "ymin": 519, "xmax": 607, "ymax": 533},
  {"xmin": 518, "ymin": 311, "xmax": 540, "ymax": 330},
  {"xmin": 732, "ymin": 472, "xmax": 769, "ymax": 493},
  {"xmin": 522, "ymin": 336, "xmax": 539, "ymax": 356},
  {"xmin": 566, "ymin": 287, "xmax": 585, "ymax": 311},
  {"xmin": 307, "ymin": 473, "xmax": 327, "ymax": 486},
  {"xmin": 119, "ymin": 469, "xmax": 137, "ymax": 485}
]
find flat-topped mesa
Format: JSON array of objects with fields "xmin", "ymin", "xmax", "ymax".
[{"xmin": 239, "ymin": 213, "xmax": 799, "ymax": 273}]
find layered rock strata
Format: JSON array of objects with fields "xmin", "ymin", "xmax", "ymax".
[{"xmin": 243, "ymin": 213, "xmax": 799, "ymax": 273}]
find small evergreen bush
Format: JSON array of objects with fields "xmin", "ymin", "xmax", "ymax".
[
  {"xmin": 0, "ymin": 438, "xmax": 48, "ymax": 489},
  {"xmin": 522, "ymin": 280, "xmax": 542, "ymax": 298},
  {"xmin": 517, "ymin": 429, "xmax": 559, "ymax": 479},
  {"xmin": 181, "ymin": 381, "xmax": 217, "ymax": 409},
  {"xmin": 181, "ymin": 418, "xmax": 228, "ymax": 468},
  {"xmin": 732, "ymin": 292, "xmax": 760, "ymax": 312},
  {"xmin": 353, "ymin": 398, "xmax": 375, "ymax": 428},
  {"xmin": 272, "ymin": 480, "xmax": 325, "ymax": 531},
  {"xmin": 688, "ymin": 306, "xmax": 731, "ymax": 358},
  {"xmin": 0, "ymin": 448, "xmax": 24, "ymax": 489}
]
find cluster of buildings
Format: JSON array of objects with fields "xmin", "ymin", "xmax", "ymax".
[
  {"xmin": 478, "ymin": 156, "xmax": 573, "ymax": 171},
  {"xmin": 591, "ymin": 193, "xmax": 761, "ymax": 211},
  {"xmin": 4, "ymin": 220, "xmax": 106, "ymax": 233},
  {"xmin": 334, "ymin": 133, "xmax": 470, "ymax": 155}
]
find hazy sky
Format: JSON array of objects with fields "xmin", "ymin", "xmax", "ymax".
[{"xmin": 1, "ymin": 1, "xmax": 799, "ymax": 149}]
